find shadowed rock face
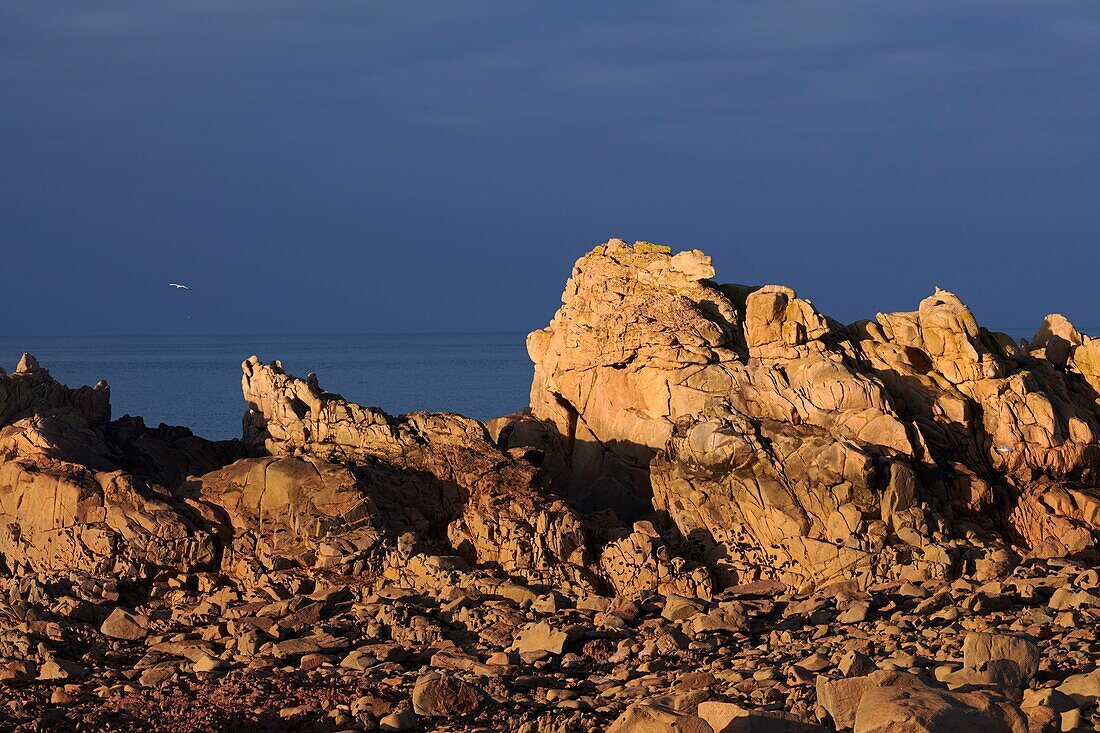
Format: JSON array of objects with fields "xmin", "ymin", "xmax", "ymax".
[{"xmin": 503, "ymin": 239, "xmax": 1099, "ymax": 592}]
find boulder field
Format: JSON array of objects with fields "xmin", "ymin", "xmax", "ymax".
[{"xmin": 0, "ymin": 240, "xmax": 1097, "ymax": 732}]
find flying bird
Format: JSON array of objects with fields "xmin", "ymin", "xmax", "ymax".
[
  {"xmin": 996, "ymin": 445, "xmax": 1013, "ymax": 454},
  {"xmin": 168, "ymin": 283, "xmax": 192, "ymax": 290}
]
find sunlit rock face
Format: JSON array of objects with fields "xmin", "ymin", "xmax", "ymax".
[
  {"xmin": 238, "ymin": 357, "xmax": 593, "ymax": 589},
  {"xmin": 0, "ymin": 355, "xmax": 241, "ymax": 576},
  {"xmin": 502, "ymin": 239, "xmax": 1099, "ymax": 591}
]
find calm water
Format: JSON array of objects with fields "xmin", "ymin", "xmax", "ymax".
[{"xmin": 0, "ymin": 334, "xmax": 533, "ymax": 440}]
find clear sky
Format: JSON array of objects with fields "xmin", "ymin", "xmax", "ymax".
[{"xmin": 3, "ymin": 2, "xmax": 1099, "ymax": 336}]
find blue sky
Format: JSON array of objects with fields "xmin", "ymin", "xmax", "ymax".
[{"xmin": 3, "ymin": 2, "xmax": 1099, "ymax": 335}]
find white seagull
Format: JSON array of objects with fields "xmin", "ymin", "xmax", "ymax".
[
  {"xmin": 996, "ymin": 445, "xmax": 1013, "ymax": 454},
  {"xmin": 168, "ymin": 283, "xmax": 192, "ymax": 290}
]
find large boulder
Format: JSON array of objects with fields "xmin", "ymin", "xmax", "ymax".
[
  {"xmin": 698, "ymin": 701, "xmax": 828, "ymax": 732},
  {"xmin": 819, "ymin": 671, "xmax": 1028, "ymax": 733},
  {"xmin": 191, "ymin": 456, "xmax": 386, "ymax": 573},
  {"xmin": 854, "ymin": 682, "xmax": 1027, "ymax": 733},
  {"xmin": 411, "ymin": 670, "xmax": 481, "ymax": 717},
  {"xmin": 961, "ymin": 632, "xmax": 1040, "ymax": 688},
  {"xmin": 100, "ymin": 607, "xmax": 148, "ymax": 640},
  {"xmin": 651, "ymin": 411, "xmax": 946, "ymax": 590},
  {"xmin": 606, "ymin": 702, "xmax": 711, "ymax": 733}
]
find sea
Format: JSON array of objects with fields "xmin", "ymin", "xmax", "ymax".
[
  {"xmin": 0, "ymin": 334, "xmax": 533, "ymax": 441},
  {"xmin": 0, "ymin": 328, "xmax": 1071, "ymax": 442}
]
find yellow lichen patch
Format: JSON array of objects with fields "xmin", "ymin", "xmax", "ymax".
[{"xmin": 633, "ymin": 241, "xmax": 672, "ymax": 255}]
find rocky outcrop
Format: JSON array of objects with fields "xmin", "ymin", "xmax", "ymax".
[
  {"xmin": 854, "ymin": 294, "xmax": 1100, "ymax": 556},
  {"xmin": 1030, "ymin": 313, "xmax": 1100, "ymax": 393},
  {"xmin": 0, "ymin": 352, "xmax": 593, "ymax": 590},
  {"xmin": 1, "ymin": 234, "xmax": 1099, "ymax": 732},
  {"xmin": 521, "ymin": 242, "xmax": 743, "ymax": 517},
  {"xmin": 239, "ymin": 357, "xmax": 592, "ymax": 588},
  {"xmin": 0, "ymin": 356, "xmax": 242, "ymax": 577},
  {"xmin": 0, "ymin": 353, "xmax": 111, "ymax": 427},
  {"xmin": 3, "ymin": 240, "xmax": 1097, "ymax": 598},
  {"xmin": 505, "ymin": 239, "xmax": 1100, "ymax": 591}
]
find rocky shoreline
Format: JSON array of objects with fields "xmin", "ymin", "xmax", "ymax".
[{"xmin": 1, "ymin": 240, "xmax": 1097, "ymax": 732}]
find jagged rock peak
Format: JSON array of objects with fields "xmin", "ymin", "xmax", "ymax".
[
  {"xmin": 15, "ymin": 352, "xmax": 41, "ymax": 373},
  {"xmin": 1, "ymin": 352, "xmax": 111, "ymax": 427}
]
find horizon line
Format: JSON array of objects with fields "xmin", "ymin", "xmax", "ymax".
[
  {"xmin": 2, "ymin": 326, "xmax": 1091, "ymax": 341},
  {"xmin": 0, "ymin": 330, "xmax": 535, "ymax": 340}
]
